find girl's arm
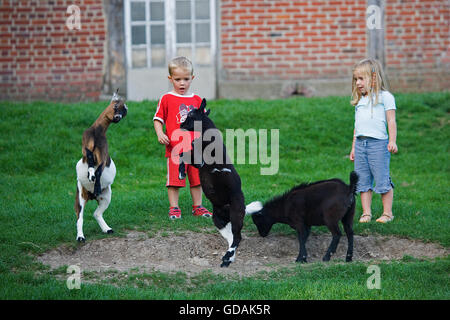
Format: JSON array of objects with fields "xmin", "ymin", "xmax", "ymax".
[
  {"xmin": 350, "ymin": 129, "xmax": 356, "ymax": 161},
  {"xmin": 386, "ymin": 110, "xmax": 398, "ymax": 153}
]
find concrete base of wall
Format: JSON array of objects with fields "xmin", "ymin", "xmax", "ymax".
[{"xmin": 218, "ymin": 78, "xmax": 351, "ymax": 99}]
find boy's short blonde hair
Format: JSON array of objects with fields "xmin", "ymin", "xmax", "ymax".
[{"xmin": 168, "ymin": 56, "xmax": 194, "ymax": 76}]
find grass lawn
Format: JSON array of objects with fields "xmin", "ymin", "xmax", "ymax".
[{"xmin": 0, "ymin": 92, "xmax": 448, "ymax": 300}]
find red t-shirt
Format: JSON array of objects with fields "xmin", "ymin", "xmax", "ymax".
[{"xmin": 153, "ymin": 92, "xmax": 202, "ymax": 158}]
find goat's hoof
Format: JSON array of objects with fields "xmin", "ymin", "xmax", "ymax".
[
  {"xmin": 77, "ymin": 236, "xmax": 86, "ymax": 243},
  {"xmin": 220, "ymin": 261, "xmax": 231, "ymax": 268},
  {"xmin": 107, "ymin": 229, "xmax": 114, "ymax": 234},
  {"xmin": 346, "ymin": 256, "xmax": 352, "ymax": 262},
  {"xmin": 322, "ymin": 256, "xmax": 330, "ymax": 262},
  {"xmin": 296, "ymin": 257, "xmax": 307, "ymax": 263}
]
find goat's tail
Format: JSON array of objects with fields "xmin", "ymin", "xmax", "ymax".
[
  {"xmin": 347, "ymin": 171, "xmax": 359, "ymax": 207},
  {"xmin": 349, "ymin": 171, "xmax": 358, "ymax": 195},
  {"xmin": 245, "ymin": 201, "xmax": 263, "ymax": 215}
]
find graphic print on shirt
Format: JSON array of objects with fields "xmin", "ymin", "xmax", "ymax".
[{"xmin": 176, "ymin": 103, "xmax": 194, "ymax": 124}]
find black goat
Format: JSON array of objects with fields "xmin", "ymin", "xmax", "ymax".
[
  {"xmin": 179, "ymin": 99, "xmax": 245, "ymax": 267},
  {"xmin": 246, "ymin": 172, "xmax": 358, "ymax": 263}
]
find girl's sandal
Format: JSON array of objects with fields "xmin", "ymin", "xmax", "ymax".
[
  {"xmin": 359, "ymin": 213, "xmax": 372, "ymax": 223},
  {"xmin": 376, "ymin": 213, "xmax": 394, "ymax": 223}
]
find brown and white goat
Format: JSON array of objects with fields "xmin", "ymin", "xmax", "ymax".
[{"xmin": 75, "ymin": 90, "xmax": 128, "ymax": 242}]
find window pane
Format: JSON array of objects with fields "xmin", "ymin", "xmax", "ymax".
[
  {"xmin": 131, "ymin": 26, "xmax": 146, "ymax": 45},
  {"xmin": 176, "ymin": 46, "xmax": 192, "ymax": 60},
  {"xmin": 131, "ymin": 2, "xmax": 146, "ymax": 21},
  {"xmin": 151, "ymin": 25, "xmax": 165, "ymax": 44},
  {"xmin": 176, "ymin": 23, "xmax": 191, "ymax": 43},
  {"xmin": 195, "ymin": 23, "xmax": 210, "ymax": 43},
  {"xmin": 176, "ymin": 0, "xmax": 191, "ymax": 20},
  {"xmin": 195, "ymin": 0, "xmax": 209, "ymax": 19},
  {"xmin": 195, "ymin": 46, "xmax": 211, "ymax": 65},
  {"xmin": 150, "ymin": 2, "xmax": 164, "ymax": 21},
  {"xmin": 151, "ymin": 47, "xmax": 166, "ymax": 67},
  {"xmin": 132, "ymin": 48, "xmax": 147, "ymax": 68}
]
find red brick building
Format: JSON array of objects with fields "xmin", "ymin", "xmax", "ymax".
[{"xmin": 1, "ymin": 0, "xmax": 448, "ymax": 101}]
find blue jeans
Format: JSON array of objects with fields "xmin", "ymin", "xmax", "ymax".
[{"xmin": 354, "ymin": 137, "xmax": 394, "ymax": 194}]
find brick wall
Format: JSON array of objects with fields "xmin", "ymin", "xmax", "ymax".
[
  {"xmin": 0, "ymin": 0, "xmax": 106, "ymax": 101},
  {"xmin": 218, "ymin": 0, "xmax": 450, "ymax": 98},
  {"xmin": 220, "ymin": 0, "xmax": 366, "ymax": 81},
  {"xmin": 385, "ymin": 0, "xmax": 450, "ymax": 92}
]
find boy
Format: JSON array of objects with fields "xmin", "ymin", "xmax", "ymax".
[{"xmin": 153, "ymin": 56, "xmax": 212, "ymax": 219}]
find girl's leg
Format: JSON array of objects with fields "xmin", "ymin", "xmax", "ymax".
[
  {"xmin": 359, "ymin": 190, "xmax": 373, "ymax": 222},
  {"xmin": 366, "ymin": 138, "xmax": 395, "ymax": 222},
  {"xmin": 360, "ymin": 190, "xmax": 373, "ymax": 215},
  {"xmin": 381, "ymin": 189, "xmax": 393, "ymax": 215},
  {"xmin": 354, "ymin": 138, "xmax": 374, "ymax": 222},
  {"xmin": 376, "ymin": 189, "xmax": 394, "ymax": 223}
]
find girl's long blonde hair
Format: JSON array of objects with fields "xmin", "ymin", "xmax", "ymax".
[{"xmin": 351, "ymin": 58, "xmax": 389, "ymax": 106}]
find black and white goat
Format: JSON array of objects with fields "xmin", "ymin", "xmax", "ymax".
[
  {"xmin": 179, "ymin": 99, "xmax": 246, "ymax": 267},
  {"xmin": 74, "ymin": 89, "xmax": 128, "ymax": 242},
  {"xmin": 246, "ymin": 172, "xmax": 358, "ymax": 263}
]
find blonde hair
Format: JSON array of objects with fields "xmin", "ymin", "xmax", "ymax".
[
  {"xmin": 168, "ymin": 56, "xmax": 194, "ymax": 76},
  {"xmin": 351, "ymin": 58, "xmax": 389, "ymax": 106}
]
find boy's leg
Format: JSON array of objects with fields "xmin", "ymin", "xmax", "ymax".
[
  {"xmin": 190, "ymin": 185, "xmax": 202, "ymax": 207},
  {"xmin": 166, "ymin": 158, "xmax": 185, "ymax": 219},
  {"xmin": 168, "ymin": 186, "xmax": 180, "ymax": 208},
  {"xmin": 187, "ymin": 164, "xmax": 212, "ymax": 217}
]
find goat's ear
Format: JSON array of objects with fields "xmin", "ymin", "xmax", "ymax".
[
  {"xmin": 112, "ymin": 88, "xmax": 119, "ymax": 101},
  {"xmin": 245, "ymin": 201, "xmax": 263, "ymax": 215},
  {"xmin": 200, "ymin": 98, "xmax": 207, "ymax": 111}
]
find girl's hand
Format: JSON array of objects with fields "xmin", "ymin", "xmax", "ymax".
[
  {"xmin": 349, "ymin": 149, "xmax": 355, "ymax": 161},
  {"xmin": 388, "ymin": 141, "xmax": 398, "ymax": 153},
  {"xmin": 157, "ymin": 132, "xmax": 170, "ymax": 145}
]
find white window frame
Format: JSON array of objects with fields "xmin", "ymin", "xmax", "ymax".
[{"xmin": 124, "ymin": 0, "xmax": 216, "ymax": 69}]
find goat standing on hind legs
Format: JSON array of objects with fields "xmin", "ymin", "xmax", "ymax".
[
  {"xmin": 179, "ymin": 99, "xmax": 246, "ymax": 267},
  {"xmin": 74, "ymin": 90, "xmax": 128, "ymax": 242},
  {"xmin": 246, "ymin": 171, "xmax": 358, "ymax": 263}
]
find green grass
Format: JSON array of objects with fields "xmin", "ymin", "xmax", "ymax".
[{"xmin": 0, "ymin": 92, "xmax": 449, "ymax": 299}]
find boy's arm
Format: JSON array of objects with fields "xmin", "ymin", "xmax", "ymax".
[
  {"xmin": 154, "ymin": 120, "xmax": 170, "ymax": 145},
  {"xmin": 386, "ymin": 109, "xmax": 398, "ymax": 153}
]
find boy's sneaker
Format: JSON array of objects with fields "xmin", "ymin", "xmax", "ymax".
[
  {"xmin": 168, "ymin": 207, "xmax": 181, "ymax": 219},
  {"xmin": 192, "ymin": 205, "xmax": 213, "ymax": 217}
]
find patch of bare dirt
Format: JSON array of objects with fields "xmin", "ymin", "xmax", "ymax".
[{"xmin": 37, "ymin": 231, "xmax": 448, "ymax": 277}]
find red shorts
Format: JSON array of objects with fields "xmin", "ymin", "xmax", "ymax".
[{"xmin": 166, "ymin": 157, "xmax": 201, "ymax": 188}]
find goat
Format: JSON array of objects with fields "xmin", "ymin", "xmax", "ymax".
[
  {"xmin": 246, "ymin": 171, "xmax": 358, "ymax": 263},
  {"xmin": 179, "ymin": 99, "xmax": 246, "ymax": 267},
  {"xmin": 74, "ymin": 89, "xmax": 128, "ymax": 242}
]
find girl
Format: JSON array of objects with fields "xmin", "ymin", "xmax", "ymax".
[{"xmin": 349, "ymin": 58, "xmax": 398, "ymax": 223}]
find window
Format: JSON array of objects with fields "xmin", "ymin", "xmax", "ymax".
[{"xmin": 125, "ymin": 0, "xmax": 215, "ymax": 69}]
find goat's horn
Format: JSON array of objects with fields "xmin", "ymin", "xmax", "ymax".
[{"xmin": 245, "ymin": 201, "xmax": 263, "ymax": 215}]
